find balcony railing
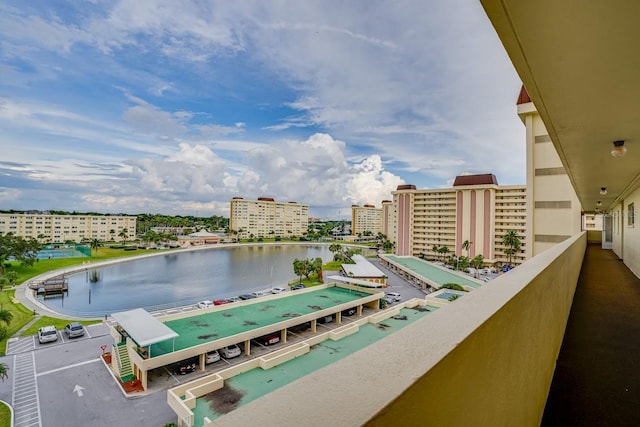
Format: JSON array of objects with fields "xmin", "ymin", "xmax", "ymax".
[{"xmin": 207, "ymin": 232, "xmax": 586, "ymax": 426}]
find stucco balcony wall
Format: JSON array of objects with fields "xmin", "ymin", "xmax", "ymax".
[{"xmin": 212, "ymin": 232, "xmax": 586, "ymax": 426}]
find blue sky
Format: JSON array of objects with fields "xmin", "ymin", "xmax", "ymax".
[{"xmin": 0, "ymin": 0, "xmax": 523, "ymax": 219}]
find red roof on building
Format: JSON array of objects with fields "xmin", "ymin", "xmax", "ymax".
[
  {"xmin": 453, "ymin": 174, "xmax": 498, "ymax": 187},
  {"xmin": 257, "ymin": 197, "xmax": 275, "ymax": 202},
  {"xmin": 396, "ymin": 184, "xmax": 416, "ymax": 191},
  {"xmin": 516, "ymin": 85, "xmax": 531, "ymax": 105}
]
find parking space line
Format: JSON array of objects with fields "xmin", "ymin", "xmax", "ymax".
[{"xmin": 37, "ymin": 358, "xmax": 101, "ymax": 377}]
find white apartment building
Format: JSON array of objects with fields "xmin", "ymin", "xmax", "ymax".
[
  {"xmin": 229, "ymin": 197, "xmax": 309, "ymax": 239},
  {"xmin": 351, "ymin": 204, "xmax": 383, "ymax": 237},
  {"xmin": 0, "ymin": 212, "xmax": 137, "ymax": 243}
]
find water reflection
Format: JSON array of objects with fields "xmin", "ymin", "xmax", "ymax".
[{"xmin": 40, "ymin": 245, "xmax": 334, "ymax": 317}]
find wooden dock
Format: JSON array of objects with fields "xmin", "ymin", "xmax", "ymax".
[{"xmin": 29, "ymin": 277, "xmax": 69, "ymax": 297}]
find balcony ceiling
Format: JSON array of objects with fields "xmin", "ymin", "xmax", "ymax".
[{"xmin": 481, "ymin": 0, "xmax": 640, "ymax": 213}]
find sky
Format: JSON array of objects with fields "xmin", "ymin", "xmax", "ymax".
[{"xmin": 0, "ymin": 0, "xmax": 524, "ymax": 219}]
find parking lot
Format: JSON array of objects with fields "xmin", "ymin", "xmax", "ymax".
[{"xmin": 0, "ymin": 261, "xmax": 422, "ymax": 426}]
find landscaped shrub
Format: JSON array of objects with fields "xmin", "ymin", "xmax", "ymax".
[{"xmin": 441, "ymin": 283, "xmax": 466, "ymax": 291}]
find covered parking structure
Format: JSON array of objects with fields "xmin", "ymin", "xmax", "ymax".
[
  {"xmin": 379, "ymin": 254, "xmax": 484, "ymax": 291},
  {"xmin": 109, "ymin": 283, "xmax": 383, "ymax": 390}
]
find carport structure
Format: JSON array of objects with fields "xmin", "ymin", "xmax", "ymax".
[
  {"xmin": 109, "ymin": 283, "xmax": 383, "ymax": 390},
  {"xmin": 380, "ymin": 254, "xmax": 484, "ymax": 291}
]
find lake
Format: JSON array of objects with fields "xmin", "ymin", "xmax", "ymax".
[{"xmin": 39, "ymin": 244, "xmax": 335, "ymax": 317}]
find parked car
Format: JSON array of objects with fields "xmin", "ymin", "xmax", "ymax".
[
  {"xmin": 290, "ymin": 283, "xmax": 306, "ymax": 290},
  {"xmin": 175, "ymin": 358, "xmax": 198, "ymax": 375},
  {"xmin": 239, "ymin": 294, "xmax": 256, "ymax": 300},
  {"xmin": 38, "ymin": 325, "xmax": 58, "ymax": 344},
  {"xmin": 197, "ymin": 300, "xmax": 213, "ymax": 308},
  {"xmin": 213, "ymin": 299, "xmax": 231, "ymax": 305},
  {"xmin": 341, "ymin": 307, "xmax": 357, "ymax": 316},
  {"xmin": 317, "ymin": 315, "xmax": 334, "ymax": 324},
  {"xmin": 288, "ymin": 322, "xmax": 311, "ymax": 333},
  {"xmin": 250, "ymin": 291, "xmax": 263, "ymax": 298},
  {"xmin": 255, "ymin": 333, "xmax": 280, "ymax": 346},
  {"xmin": 271, "ymin": 287, "xmax": 287, "ymax": 294},
  {"xmin": 205, "ymin": 350, "xmax": 221, "ymax": 364},
  {"xmin": 63, "ymin": 322, "xmax": 85, "ymax": 338},
  {"xmin": 385, "ymin": 292, "xmax": 402, "ymax": 302},
  {"xmin": 220, "ymin": 344, "xmax": 242, "ymax": 359}
]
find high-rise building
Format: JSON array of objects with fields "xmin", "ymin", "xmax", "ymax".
[
  {"xmin": 392, "ymin": 176, "xmax": 528, "ymax": 265},
  {"xmin": 229, "ymin": 197, "xmax": 309, "ymax": 239},
  {"xmin": 351, "ymin": 204, "xmax": 383, "ymax": 236},
  {"xmin": 0, "ymin": 212, "xmax": 136, "ymax": 243}
]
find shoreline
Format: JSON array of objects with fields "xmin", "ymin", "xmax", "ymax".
[{"xmin": 17, "ymin": 241, "xmax": 374, "ymax": 320}]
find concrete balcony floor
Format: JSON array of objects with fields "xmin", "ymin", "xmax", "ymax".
[{"xmin": 542, "ymin": 244, "xmax": 640, "ymax": 426}]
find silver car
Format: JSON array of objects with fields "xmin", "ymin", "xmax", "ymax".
[{"xmin": 63, "ymin": 322, "xmax": 85, "ymax": 339}]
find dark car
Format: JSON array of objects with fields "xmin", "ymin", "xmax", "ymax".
[
  {"xmin": 291, "ymin": 283, "xmax": 306, "ymax": 290},
  {"xmin": 175, "ymin": 358, "xmax": 198, "ymax": 375},
  {"xmin": 254, "ymin": 333, "xmax": 280, "ymax": 346},
  {"xmin": 239, "ymin": 294, "xmax": 256, "ymax": 300},
  {"xmin": 317, "ymin": 315, "xmax": 334, "ymax": 324},
  {"xmin": 288, "ymin": 322, "xmax": 311, "ymax": 333},
  {"xmin": 341, "ymin": 307, "xmax": 357, "ymax": 317}
]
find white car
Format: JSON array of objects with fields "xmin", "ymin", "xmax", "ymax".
[
  {"xmin": 197, "ymin": 300, "xmax": 213, "ymax": 309},
  {"xmin": 220, "ymin": 344, "xmax": 241, "ymax": 359},
  {"xmin": 271, "ymin": 287, "xmax": 287, "ymax": 294},
  {"xmin": 385, "ymin": 292, "xmax": 402, "ymax": 302},
  {"xmin": 250, "ymin": 291, "xmax": 263, "ymax": 298},
  {"xmin": 38, "ymin": 325, "xmax": 58, "ymax": 344},
  {"xmin": 205, "ymin": 350, "xmax": 221, "ymax": 364}
]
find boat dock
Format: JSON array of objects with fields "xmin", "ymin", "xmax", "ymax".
[{"xmin": 28, "ymin": 277, "xmax": 69, "ymax": 297}]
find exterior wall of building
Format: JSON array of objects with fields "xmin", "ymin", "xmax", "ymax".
[
  {"xmin": 351, "ymin": 206, "xmax": 383, "ymax": 236},
  {"xmin": 519, "ymin": 101, "xmax": 582, "ymax": 257},
  {"xmin": 0, "ymin": 213, "xmax": 136, "ymax": 243},
  {"xmin": 381, "ymin": 201, "xmax": 395, "ymax": 242},
  {"xmin": 229, "ymin": 198, "xmax": 308, "ymax": 239},
  {"xmin": 391, "ymin": 182, "xmax": 526, "ymax": 265}
]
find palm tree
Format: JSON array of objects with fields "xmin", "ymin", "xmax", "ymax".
[
  {"xmin": 0, "ymin": 309, "xmax": 14, "ymax": 326},
  {"xmin": 438, "ymin": 246, "xmax": 450, "ymax": 262},
  {"xmin": 470, "ymin": 254, "xmax": 485, "ymax": 278},
  {"xmin": 118, "ymin": 228, "xmax": 128, "ymax": 245},
  {"xmin": 0, "ymin": 362, "xmax": 8, "ymax": 382},
  {"xmin": 432, "ymin": 244, "xmax": 440, "ymax": 260},
  {"xmin": 462, "ymin": 240, "xmax": 472, "ymax": 258},
  {"xmin": 502, "ymin": 230, "xmax": 522, "ymax": 266},
  {"xmin": 90, "ymin": 239, "xmax": 101, "ymax": 255}
]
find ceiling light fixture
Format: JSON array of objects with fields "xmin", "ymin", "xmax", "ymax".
[
  {"xmin": 611, "ymin": 140, "xmax": 627, "ymax": 157},
  {"xmin": 600, "ymin": 187, "xmax": 608, "ymax": 195},
  {"xmin": 597, "ymin": 201, "xmax": 602, "ymax": 206}
]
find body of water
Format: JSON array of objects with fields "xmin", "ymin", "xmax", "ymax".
[{"xmin": 39, "ymin": 245, "xmax": 334, "ymax": 318}]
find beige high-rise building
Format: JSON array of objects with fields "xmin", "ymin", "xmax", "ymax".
[
  {"xmin": 351, "ymin": 204, "xmax": 383, "ymax": 237},
  {"xmin": 518, "ymin": 86, "xmax": 582, "ymax": 258},
  {"xmin": 0, "ymin": 212, "xmax": 136, "ymax": 243},
  {"xmin": 389, "ymin": 88, "xmax": 581, "ymax": 265},
  {"xmin": 229, "ymin": 197, "xmax": 308, "ymax": 239},
  {"xmin": 381, "ymin": 199, "xmax": 394, "ymax": 241},
  {"xmin": 392, "ymin": 176, "xmax": 528, "ymax": 265}
]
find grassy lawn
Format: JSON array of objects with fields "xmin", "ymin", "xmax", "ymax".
[
  {"xmin": 0, "ymin": 401, "xmax": 10, "ymax": 427},
  {"xmin": 0, "ymin": 289, "xmax": 36, "ymax": 355},
  {"xmin": 6, "ymin": 247, "xmax": 172, "ymax": 285},
  {"xmin": 0, "ymin": 246, "xmax": 176, "ymax": 355},
  {"xmin": 23, "ymin": 316, "xmax": 103, "ymax": 336}
]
